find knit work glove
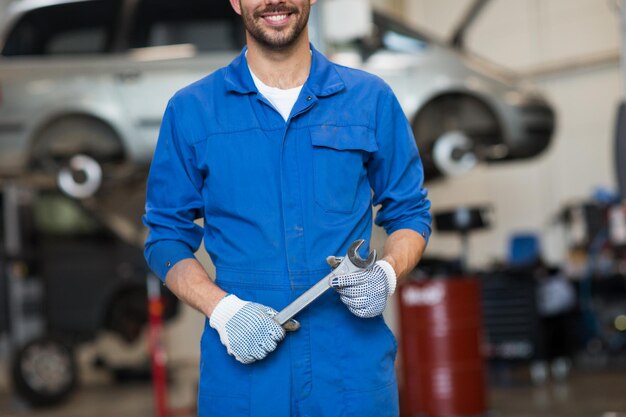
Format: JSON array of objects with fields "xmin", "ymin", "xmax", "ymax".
[
  {"xmin": 209, "ymin": 294, "xmax": 286, "ymax": 364},
  {"xmin": 330, "ymin": 260, "xmax": 397, "ymax": 318}
]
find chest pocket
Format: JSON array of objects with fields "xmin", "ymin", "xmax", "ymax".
[{"xmin": 310, "ymin": 125, "xmax": 378, "ymax": 213}]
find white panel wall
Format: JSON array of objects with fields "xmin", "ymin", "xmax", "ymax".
[
  {"xmin": 397, "ymin": 0, "xmax": 623, "ymax": 267},
  {"xmin": 404, "ymin": 0, "xmax": 621, "ymax": 70},
  {"xmin": 375, "ymin": 0, "xmax": 474, "ymax": 40}
]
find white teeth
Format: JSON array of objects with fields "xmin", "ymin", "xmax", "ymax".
[{"xmin": 267, "ymin": 14, "xmax": 288, "ymax": 21}]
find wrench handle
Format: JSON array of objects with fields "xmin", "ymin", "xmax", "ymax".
[{"xmin": 273, "ymin": 272, "xmax": 333, "ymax": 326}]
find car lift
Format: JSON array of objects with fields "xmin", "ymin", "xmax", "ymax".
[
  {"xmin": 0, "ymin": 156, "xmax": 193, "ymax": 415},
  {"xmin": 0, "ymin": 183, "xmax": 45, "ymax": 355},
  {"xmin": 0, "ymin": 179, "xmax": 75, "ymax": 407}
]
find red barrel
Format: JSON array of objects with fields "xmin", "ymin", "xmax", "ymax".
[{"xmin": 398, "ymin": 278, "xmax": 486, "ymax": 417}]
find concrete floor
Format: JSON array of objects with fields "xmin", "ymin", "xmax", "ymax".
[
  {"xmin": 488, "ymin": 371, "xmax": 626, "ymax": 417},
  {"xmin": 0, "ymin": 366, "xmax": 624, "ymax": 417}
]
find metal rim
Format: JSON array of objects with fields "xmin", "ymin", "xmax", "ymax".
[
  {"xmin": 57, "ymin": 154, "xmax": 103, "ymax": 199},
  {"xmin": 20, "ymin": 341, "xmax": 73, "ymax": 394}
]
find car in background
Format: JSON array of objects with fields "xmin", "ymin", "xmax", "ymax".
[
  {"xmin": 329, "ymin": 10, "xmax": 555, "ymax": 179},
  {"xmin": 0, "ymin": 187, "xmax": 179, "ymax": 406},
  {"xmin": 0, "ymin": 0, "xmax": 554, "ymax": 186}
]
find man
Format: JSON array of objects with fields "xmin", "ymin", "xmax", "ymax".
[{"xmin": 143, "ymin": 0, "xmax": 431, "ymax": 416}]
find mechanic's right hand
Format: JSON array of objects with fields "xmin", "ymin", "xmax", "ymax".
[{"xmin": 209, "ymin": 294, "xmax": 286, "ymax": 364}]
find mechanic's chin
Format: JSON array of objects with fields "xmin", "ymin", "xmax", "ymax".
[{"xmin": 258, "ymin": 28, "xmax": 303, "ymax": 51}]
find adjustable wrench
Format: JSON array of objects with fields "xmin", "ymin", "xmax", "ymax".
[{"xmin": 274, "ymin": 240, "xmax": 377, "ymax": 330}]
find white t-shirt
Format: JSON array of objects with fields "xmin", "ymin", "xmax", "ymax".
[{"xmin": 249, "ymin": 69, "xmax": 303, "ymax": 122}]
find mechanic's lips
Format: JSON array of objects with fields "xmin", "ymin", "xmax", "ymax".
[{"xmin": 261, "ymin": 13, "xmax": 293, "ymax": 27}]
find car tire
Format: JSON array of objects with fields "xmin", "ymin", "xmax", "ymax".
[
  {"xmin": 412, "ymin": 93, "xmax": 502, "ymax": 181},
  {"xmin": 11, "ymin": 336, "xmax": 78, "ymax": 407},
  {"xmin": 30, "ymin": 116, "xmax": 125, "ymax": 196}
]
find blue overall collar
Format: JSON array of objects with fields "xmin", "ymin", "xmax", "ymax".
[{"xmin": 224, "ymin": 43, "xmax": 345, "ymax": 98}]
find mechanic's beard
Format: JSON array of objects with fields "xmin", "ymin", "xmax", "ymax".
[{"xmin": 240, "ymin": 2, "xmax": 310, "ymax": 50}]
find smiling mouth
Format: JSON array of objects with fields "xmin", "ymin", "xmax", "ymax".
[
  {"xmin": 256, "ymin": 4, "xmax": 298, "ymax": 25},
  {"xmin": 266, "ymin": 14, "xmax": 289, "ymax": 21},
  {"xmin": 261, "ymin": 12, "xmax": 294, "ymax": 26}
]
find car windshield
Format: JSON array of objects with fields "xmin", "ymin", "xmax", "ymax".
[
  {"xmin": 130, "ymin": 0, "xmax": 244, "ymax": 52},
  {"xmin": 381, "ymin": 31, "xmax": 428, "ymax": 53},
  {"xmin": 373, "ymin": 11, "xmax": 432, "ymax": 53},
  {"xmin": 367, "ymin": 10, "xmax": 517, "ymax": 81},
  {"xmin": 1, "ymin": 0, "xmax": 118, "ymax": 56}
]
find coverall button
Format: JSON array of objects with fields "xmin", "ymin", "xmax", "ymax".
[
  {"xmin": 166, "ymin": 261, "xmax": 171, "ymax": 267},
  {"xmin": 306, "ymin": 96, "xmax": 312, "ymax": 101}
]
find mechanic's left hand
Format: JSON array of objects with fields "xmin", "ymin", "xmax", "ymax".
[{"xmin": 330, "ymin": 260, "xmax": 397, "ymax": 318}]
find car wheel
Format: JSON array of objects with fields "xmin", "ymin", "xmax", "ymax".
[
  {"xmin": 30, "ymin": 116, "xmax": 126, "ymax": 198},
  {"xmin": 412, "ymin": 93, "xmax": 502, "ymax": 181},
  {"xmin": 431, "ymin": 130, "xmax": 477, "ymax": 176},
  {"xmin": 11, "ymin": 337, "xmax": 78, "ymax": 407}
]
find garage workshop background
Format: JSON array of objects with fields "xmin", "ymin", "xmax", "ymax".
[{"xmin": 0, "ymin": 0, "xmax": 625, "ymax": 416}]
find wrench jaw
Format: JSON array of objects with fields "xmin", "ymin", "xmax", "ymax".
[
  {"xmin": 274, "ymin": 240, "xmax": 377, "ymax": 328},
  {"xmin": 347, "ymin": 239, "xmax": 377, "ymax": 269}
]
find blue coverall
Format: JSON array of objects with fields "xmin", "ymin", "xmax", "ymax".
[{"xmin": 144, "ymin": 46, "xmax": 432, "ymax": 417}]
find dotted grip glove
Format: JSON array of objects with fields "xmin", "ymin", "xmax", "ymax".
[
  {"xmin": 330, "ymin": 260, "xmax": 397, "ymax": 318},
  {"xmin": 209, "ymin": 294, "xmax": 285, "ymax": 364}
]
